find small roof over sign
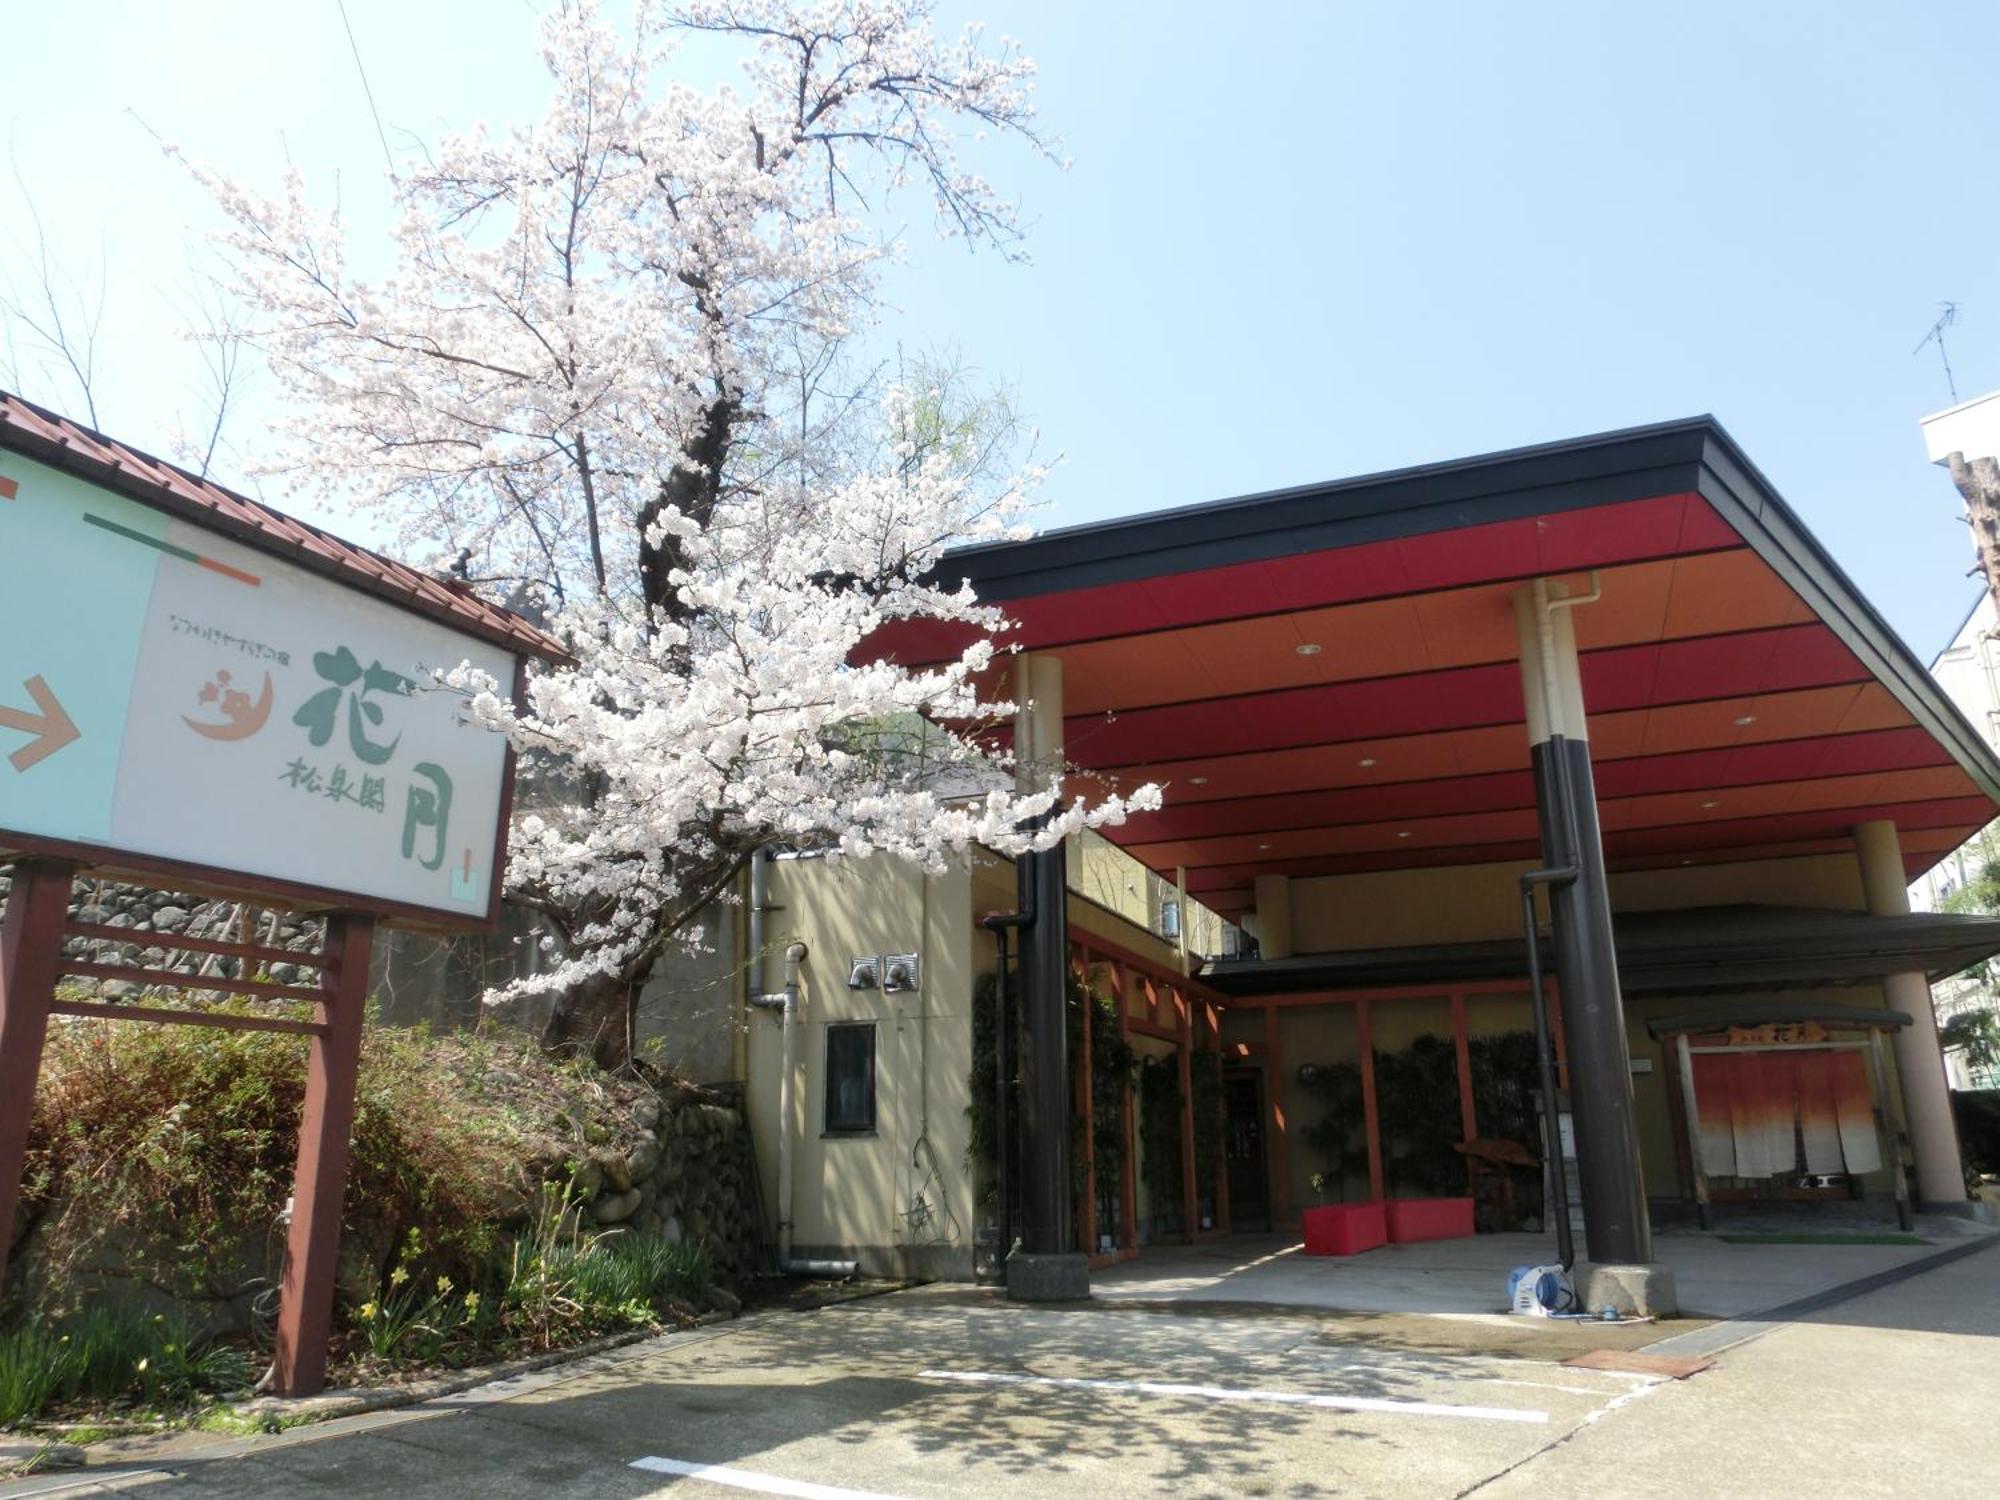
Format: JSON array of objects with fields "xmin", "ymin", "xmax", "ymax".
[
  {"xmin": 1644, "ymin": 1002, "xmax": 1913, "ymax": 1039},
  {"xmin": 0, "ymin": 389, "xmax": 565, "ymax": 663}
]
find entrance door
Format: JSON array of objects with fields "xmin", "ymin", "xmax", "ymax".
[{"xmin": 1224, "ymin": 1069, "xmax": 1271, "ymax": 1232}]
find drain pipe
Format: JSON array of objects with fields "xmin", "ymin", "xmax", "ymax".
[
  {"xmin": 1518, "ymin": 871, "xmax": 1577, "ymax": 1272},
  {"xmin": 750, "ymin": 940, "xmax": 859, "ymax": 1280}
]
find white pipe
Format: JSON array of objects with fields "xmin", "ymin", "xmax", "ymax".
[
  {"xmin": 751, "ymin": 939, "xmax": 857, "ymax": 1280},
  {"xmin": 1531, "ymin": 571, "xmax": 1601, "ymax": 740}
]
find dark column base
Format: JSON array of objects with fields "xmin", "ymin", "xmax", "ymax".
[{"xmin": 1006, "ymin": 1251, "xmax": 1090, "ymax": 1302}]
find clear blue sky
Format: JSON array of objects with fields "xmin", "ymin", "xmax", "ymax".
[{"xmin": 6, "ymin": 1, "xmax": 1999, "ymax": 658}]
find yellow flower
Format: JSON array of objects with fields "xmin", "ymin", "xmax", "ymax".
[
  {"xmin": 436, "ymin": 1275, "xmax": 454, "ymax": 1296},
  {"xmin": 463, "ymin": 1292, "xmax": 480, "ymax": 1314},
  {"xmin": 389, "ymin": 1266, "xmax": 410, "ymax": 1287},
  {"xmin": 358, "ymin": 1301, "xmax": 379, "ymax": 1321}
]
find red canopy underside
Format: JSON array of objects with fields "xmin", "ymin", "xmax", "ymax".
[{"xmin": 872, "ymin": 490, "xmax": 1996, "ymax": 918}]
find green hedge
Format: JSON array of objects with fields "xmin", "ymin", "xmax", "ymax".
[{"xmin": 1954, "ymin": 1089, "xmax": 2000, "ymax": 1177}]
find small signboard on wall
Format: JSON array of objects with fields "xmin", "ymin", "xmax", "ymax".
[{"xmin": 0, "ymin": 448, "xmax": 518, "ymax": 922}]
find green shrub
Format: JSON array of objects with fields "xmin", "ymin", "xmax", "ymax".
[
  {"xmin": 18, "ymin": 1009, "xmax": 643, "ymax": 1307},
  {"xmin": 0, "ymin": 1307, "xmax": 249, "ymax": 1428},
  {"xmin": 1954, "ymin": 1089, "xmax": 2000, "ymax": 1177}
]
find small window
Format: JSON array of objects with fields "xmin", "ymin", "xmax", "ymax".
[{"xmin": 824, "ymin": 1022, "xmax": 877, "ymax": 1135}]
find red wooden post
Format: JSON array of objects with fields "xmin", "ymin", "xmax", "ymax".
[
  {"xmin": 1176, "ymin": 985, "xmax": 1197, "ymax": 1241},
  {"xmin": 1450, "ymin": 991, "xmax": 1477, "ymax": 1145},
  {"xmin": 1357, "ymin": 999, "xmax": 1384, "ymax": 1201},
  {"xmin": 1076, "ymin": 952, "xmax": 1096, "ymax": 1256},
  {"xmin": 1210, "ymin": 1004, "xmax": 1231, "ymax": 1235},
  {"xmin": 1114, "ymin": 962, "xmax": 1137, "ymax": 1254},
  {"xmin": 0, "ymin": 859, "xmax": 73, "ymax": 1300},
  {"xmin": 1263, "ymin": 1002, "xmax": 1291, "ymax": 1227},
  {"xmin": 272, "ymin": 911, "xmax": 375, "ymax": 1396}
]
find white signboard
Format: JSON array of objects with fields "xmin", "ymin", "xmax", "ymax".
[{"xmin": 0, "ymin": 449, "xmax": 517, "ymax": 920}]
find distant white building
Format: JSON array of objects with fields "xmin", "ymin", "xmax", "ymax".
[{"xmin": 1914, "ymin": 394, "xmax": 2000, "ymax": 1088}]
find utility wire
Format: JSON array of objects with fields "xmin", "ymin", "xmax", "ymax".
[{"xmin": 335, "ymin": 0, "xmax": 398, "ymax": 177}]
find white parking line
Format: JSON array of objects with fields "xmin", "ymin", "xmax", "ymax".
[
  {"xmin": 630, "ymin": 1456, "xmax": 912, "ymax": 1500},
  {"xmin": 916, "ymin": 1368, "xmax": 1550, "ymax": 1424}
]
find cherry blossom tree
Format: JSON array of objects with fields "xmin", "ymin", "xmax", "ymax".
[{"xmin": 179, "ymin": 0, "xmax": 1156, "ymax": 1061}]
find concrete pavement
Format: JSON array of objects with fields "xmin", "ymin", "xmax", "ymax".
[
  {"xmin": 7, "ymin": 1232, "xmax": 1996, "ymax": 1499},
  {"xmin": 1091, "ymin": 1222, "xmax": 1989, "ymax": 1319}
]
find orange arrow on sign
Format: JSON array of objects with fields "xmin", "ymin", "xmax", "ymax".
[{"xmin": 0, "ymin": 675, "xmax": 80, "ymax": 772}]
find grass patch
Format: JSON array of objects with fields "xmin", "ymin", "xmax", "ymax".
[
  {"xmin": 1717, "ymin": 1232, "xmax": 1931, "ymax": 1246},
  {"xmin": 0, "ymin": 1308, "xmax": 252, "ymax": 1428}
]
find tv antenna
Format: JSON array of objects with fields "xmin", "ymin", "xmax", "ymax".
[{"xmin": 1915, "ymin": 301, "xmax": 1961, "ymax": 404}]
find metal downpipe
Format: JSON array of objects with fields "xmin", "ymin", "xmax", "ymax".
[{"xmin": 749, "ymin": 939, "xmax": 858, "ymax": 1280}]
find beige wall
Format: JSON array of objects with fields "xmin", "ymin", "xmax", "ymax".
[
  {"xmin": 743, "ymin": 852, "xmax": 977, "ymax": 1280},
  {"xmin": 1073, "ymin": 828, "xmax": 1234, "ymax": 959},
  {"xmin": 1287, "ymin": 852, "xmax": 1868, "ymax": 954}
]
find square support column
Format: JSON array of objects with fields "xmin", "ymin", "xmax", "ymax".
[{"xmin": 1252, "ymin": 874, "xmax": 1293, "ymax": 961}]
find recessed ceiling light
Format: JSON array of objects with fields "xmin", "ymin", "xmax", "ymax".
[
  {"xmin": 1295, "ymin": 642, "xmax": 1322, "ymax": 657},
  {"xmin": 1189, "ymin": 776, "xmax": 1209, "ymax": 786},
  {"xmin": 1357, "ymin": 757, "xmax": 1378, "ymax": 768},
  {"xmin": 1734, "ymin": 714, "xmax": 1757, "ymax": 727}
]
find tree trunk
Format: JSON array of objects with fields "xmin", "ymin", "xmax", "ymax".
[{"xmin": 542, "ymin": 970, "xmax": 636, "ymax": 1069}]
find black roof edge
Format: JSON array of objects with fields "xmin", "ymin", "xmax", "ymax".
[
  {"xmin": 933, "ymin": 413, "xmax": 2000, "ymax": 822},
  {"xmin": 936, "ymin": 416, "xmax": 1718, "ymax": 601},
  {"xmin": 1689, "ymin": 427, "xmax": 2000, "ymax": 808}
]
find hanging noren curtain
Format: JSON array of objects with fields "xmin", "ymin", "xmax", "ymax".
[{"xmin": 1690, "ymin": 1048, "xmax": 1880, "ymax": 1179}]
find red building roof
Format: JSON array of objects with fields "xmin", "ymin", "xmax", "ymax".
[
  {"xmin": 870, "ymin": 419, "xmax": 2000, "ymax": 917},
  {"xmin": 0, "ymin": 389, "xmax": 564, "ymax": 661}
]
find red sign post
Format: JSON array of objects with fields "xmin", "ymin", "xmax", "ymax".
[{"xmin": 0, "ymin": 391, "xmax": 555, "ymax": 1396}]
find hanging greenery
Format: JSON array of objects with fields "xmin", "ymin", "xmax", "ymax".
[
  {"xmin": 1372, "ymin": 1033, "xmax": 1464, "ymax": 1197},
  {"xmin": 1292, "ymin": 1029, "xmax": 1546, "ymax": 1208},
  {"xmin": 967, "ymin": 969, "xmax": 1012, "ymax": 1176},
  {"xmin": 1069, "ymin": 981, "xmax": 1137, "ymax": 1242},
  {"xmin": 1137, "ymin": 1055, "xmax": 1184, "ymax": 1236},
  {"xmin": 1299, "ymin": 1061, "xmax": 1367, "ymax": 1201},
  {"xmin": 966, "ymin": 965, "xmax": 1135, "ymax": 1243},
  {"xmin": 1190, "ymin": 1049, "xmax": 1222, "ymax": 1217}
]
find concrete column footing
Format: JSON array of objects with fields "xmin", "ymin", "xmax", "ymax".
[
  {"xmin": 1581, "ymin": 1262, "xmax": 1678, "ymax": 1318},
  {"xmin": 1006, "ymin": 1251, "xmax": 1090, "ymax": 1302}
]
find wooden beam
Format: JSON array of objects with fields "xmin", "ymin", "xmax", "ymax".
[
  {"xmin": 48, "ymin": 1000, "xmax": 324, "ymax": 1038},
  {"xmin": 1451, "ymin": 992, "xmax": 1477, "ymax": 1144},
  {"xmin": 64, "ymin": 920, "xmax": 321, "ymax": 974},
  {"xmin": 1671, "ymin": 1031, "xmax": 1712, "ymax": 1230},
  {"xmin": 60, "ymin": 959, "xmax": 321, "ymax": 1004}
]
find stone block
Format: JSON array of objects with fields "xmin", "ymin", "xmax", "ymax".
[
  {"xmin": 1006, "ymin": 1251, "xmax": 1089, "ymax": 1302},
  {"xmin": 1582, "ymin": 1262, "xmax": 1678, "ymax": 1318}
]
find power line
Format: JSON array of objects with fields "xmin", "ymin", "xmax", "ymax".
[{"xmin": 334, "ymin": 0, "xmax": 397, "ymax": 177}]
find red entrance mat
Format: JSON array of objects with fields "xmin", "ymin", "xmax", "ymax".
[{"xmin": 1563, "ymin": 1350, "xmax": 1714, "ymax": 1380}]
